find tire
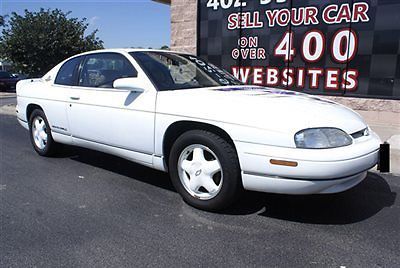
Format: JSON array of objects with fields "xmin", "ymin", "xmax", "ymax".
[
  {"xmin": 169, "ymin": 130, "xmax": 242, "ymax": 211},
  {"xmin": 28, "ymin": 109, "xmax": 58, "ymax": 156}
]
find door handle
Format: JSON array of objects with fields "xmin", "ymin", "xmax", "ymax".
[{"xmin": 70, "ymin": 96, "xmax": 80, "ymax": 100}]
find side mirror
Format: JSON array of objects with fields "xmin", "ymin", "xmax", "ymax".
[{"xmin": 113, "ymin": 77, "xmax": 145, "ymax": 93}]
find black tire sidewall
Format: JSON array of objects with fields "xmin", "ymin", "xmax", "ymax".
[
  {"xmin": 29, "ymin": 109, "xmax": 55, "ymax": 156},
  {"xmin": 169, "ymin": 130, "xmax": 242, "ymax": 211}
]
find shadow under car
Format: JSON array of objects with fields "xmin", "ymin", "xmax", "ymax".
[{"xmin": 60, "ymin": 145, "xmax": 396, "ymax": 224}]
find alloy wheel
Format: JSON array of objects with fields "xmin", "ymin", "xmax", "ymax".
[
  {"xmin": 177, "ymin": 144, "xmax": 223, "ymax": 200},
  {"xmin": 32, "ymin": 116, "xmax": 48, "ymax": 150}
]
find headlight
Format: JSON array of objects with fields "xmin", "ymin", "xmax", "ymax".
[{"xmin": 294, "ymin": 128, "xmax": 352, "ymax": 149}]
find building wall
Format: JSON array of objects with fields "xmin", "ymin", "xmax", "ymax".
[
  {"xmin": 168, "ymin": 0, "xmax": 399, "ymax": 118},
  {"xmin": 170, "ymin": 0, "xmax": 197, "ymax": 54}
]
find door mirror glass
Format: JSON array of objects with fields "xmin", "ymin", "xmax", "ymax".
[{"xmin": 113, "ymin": 77, "xmax": 145, "ymax": 93}]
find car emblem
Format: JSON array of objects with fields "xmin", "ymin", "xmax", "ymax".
[{"xmin": 195, "ymin": 169, "xmax": 202, "ymax": 176}]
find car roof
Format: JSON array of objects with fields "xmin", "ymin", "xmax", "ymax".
[
  {"xmin": 74, "ymin": 48, "xmax": 190, "ymax": 57},
  {"xmin": 44, "ymin": 49, "xmax": 195, "ymax": 79}
]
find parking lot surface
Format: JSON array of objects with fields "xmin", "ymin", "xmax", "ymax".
[{"xmin": 1, "ymin": 111, "xmax": 399, "ymax": 267}]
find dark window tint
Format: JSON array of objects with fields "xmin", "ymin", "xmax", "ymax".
[
  {"xmin": 0, "ymin": 71, "xmax": 12, "ymax": 78},
  {"xmin": 78, "ymin": 53, "xmax": 137, "ymax": 88},
  {"xmin": 55, "ymin": 56, "xmax": 82, "ymax": 86}
]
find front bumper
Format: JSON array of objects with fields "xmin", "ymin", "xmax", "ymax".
[
  {"xmin": 235, "ymin": 132, "xmax": 381, "ymax": 194},
  {"xmin": 241, "ymin": 171, "xmax": 368, "ymax": 194}
]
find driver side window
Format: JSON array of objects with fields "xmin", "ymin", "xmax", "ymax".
[{"xmin": 79, "ymin": 53, "xmax": 137, "ymax": 88}]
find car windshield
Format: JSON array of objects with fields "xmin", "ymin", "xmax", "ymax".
[
  {"xmin": 130, "ymin": 51, "xmax": 242, "ymax": 91},
  {"xmin": 0, "ymin": 71, "xmax": 12, "ymax": 79}
]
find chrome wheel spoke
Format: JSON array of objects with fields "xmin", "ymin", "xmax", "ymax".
[
  {"xmin": 34, "ymin": 119, "xmax": 40, "ymax": 130},
  {"xmin": 38, "ymin": 119, "xmax": 45, "ymax": 130},
  {"xmin": 181, "ymin": 159, "xmax": 192, "ymax": 174},
  {"xmin": 201, "ymin": 177, "xmax": 219, "ymax": 193},
  {"xmin": 39, "ymin": 130, "xmax": 48, "ymax": 141},
  {"xmin": 192, "ymin": 147, "xmax": 205, "ymax": 162},
  {"xmin": 189, "ymin": 176, "xmax": 202, "ymax": 192},
  {"xmin": 205, "ymin": 160, "xmax": 221, "ymax": 176},
  {"xmin": 40, "ymin": 139, "xmax": 46, "ymax": 149}
]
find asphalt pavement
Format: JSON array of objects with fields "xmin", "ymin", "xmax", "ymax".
[
  {"xmin": 0, "ymin": 94, "xmax": 17, "ymax": 106},
  {"xmin": 1, "ymin": 109, "xmax": 399, "ymax": 267}
]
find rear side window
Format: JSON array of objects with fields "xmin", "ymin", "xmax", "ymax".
[{"xmin": 55, "ymin": 56, "xmax": 82, "ymax": 86}]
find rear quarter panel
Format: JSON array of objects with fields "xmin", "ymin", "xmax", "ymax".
[{"xmin": 16, "ymin": 79, "xmax": 70, "ymax": 136}]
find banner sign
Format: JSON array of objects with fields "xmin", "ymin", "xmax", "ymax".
[{"xmin": 198, "ymin": 0, "xmax": 400, "ymax": 99}]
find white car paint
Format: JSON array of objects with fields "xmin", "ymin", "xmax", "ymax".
[{"xmin": 16, "ymin": 49, "xmax": 381, "ymax": 195}]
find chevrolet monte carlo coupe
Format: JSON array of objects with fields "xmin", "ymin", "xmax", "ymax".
[{"xmin": 16, "ymin": 49, "xmax": 389, "ymax": 211}]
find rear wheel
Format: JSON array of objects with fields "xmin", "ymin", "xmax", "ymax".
[
  {"xmin": 169, "ymin": 130, "xmax": 242, "ymax": 211},
  {"xmin": 29, "ymin": 109, "xmax": 58, "ymax": 156}
]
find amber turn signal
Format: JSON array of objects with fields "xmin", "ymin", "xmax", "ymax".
[{"xmin": 270, "ymin": 159, "xmax": 298, "ymax": 167}]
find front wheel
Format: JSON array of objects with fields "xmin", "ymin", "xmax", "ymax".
[{"xmin": 169, "ymin": 130, "xmax": 242, "ymax": 211}]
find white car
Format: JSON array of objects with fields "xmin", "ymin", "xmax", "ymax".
[{"xmin": 16, "ymin": 49, "xmax": 388, "ymax": 211}]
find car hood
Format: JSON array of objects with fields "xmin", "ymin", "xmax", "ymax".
[{"xmin": 156, "ymin": 86, "xmax": 367, "ymax": 135}]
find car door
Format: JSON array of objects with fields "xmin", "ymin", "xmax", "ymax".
[
  {"xmin": 44, "ymin": 56, "xmax": 84, "ymax": 138},
  {"xmin": 67, "ymin": 52, "xmax": 157, "ymax": 164}
]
